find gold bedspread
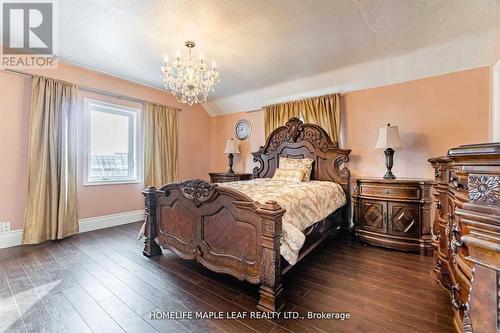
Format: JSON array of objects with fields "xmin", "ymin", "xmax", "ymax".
[{"xmin": 219, "ymin": 178, "xmax": 346, "ymax": 265}]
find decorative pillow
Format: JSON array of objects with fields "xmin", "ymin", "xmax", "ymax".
[
  {"xmin": 279, "ymin": 157, "xmax": 314, "ymax": 181},
  {"xmin": 272, "ymin": 168, "xmax": 305, "ymax": 182}
]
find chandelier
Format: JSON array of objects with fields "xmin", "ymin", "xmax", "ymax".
[{"xmin": 161, "ymin": 41, "xmax": 220, "ymax": 105}]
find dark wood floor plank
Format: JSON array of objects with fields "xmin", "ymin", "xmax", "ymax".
[
  {"xmin": 48, "ymin": 239, "xmax": 159, "ymax": 319},
  {"xmin": 1, "ymin": 259, "xmax": 59, "ymax": 332},
  {"xmin": 0, "ymin": 264, "xmax": 26, "ymax": 333},
  {"xmin": 69, "ymin": 233, "xmax": 239, "ymax": 333},
  {"xmin": 108, "ymin": 244, "xmax": 269, "ymax": 333},
  {"xmin": 19, "ymin": 251, "xmax": 92, "ymax": 333},
  {"xmin": 0, "ymin": 222, "xmax": 455, "ymax": 333},
  {"xmin": 32, "ymin": 247, "xmax": 125, "ymax": 333},
  {"xmin": 98, "ymin": 295, "xmax": 158, "ymax": 333},
  {"xmin": 85, "ymin": 228, "xmax": 273, "ymax": 333},
  {"xmin": 62, "ymin": 286, "xmax": 125, "ymax": 333},
  {"xmin": 94, "ymin": 223, "xmax": 454, "ymax": 329},
  {"xmin": 80, "ymin": 261, "xmax": 158, "ymax": 316},
  {"xmin": 45, "ymin": 243, "xmax": 114, "ymax": 303},
  {"xmin": 67, "ymin": 237, "xmax": 224, "ymax": 333},
  {"xmin": 287, "ymin": 268, "xmax": 449, "ymax": 322}
]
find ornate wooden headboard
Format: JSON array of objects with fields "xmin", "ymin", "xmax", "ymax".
[{"xmin": 252, "ymin": 117, "xmax": 351, "ymax": 193}]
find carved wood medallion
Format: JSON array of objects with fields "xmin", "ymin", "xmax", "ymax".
[
  {"xmin": 468, "ymin": 175, "xmax": 500, "ymax": 204},
  {"xmin": 179, "ymin": 179, "xmax": 218, "ymax": 205}
]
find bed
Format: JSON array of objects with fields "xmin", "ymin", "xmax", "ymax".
[{"xmin": 141, "ymin": 117, "xmax": 351, "ymax": 312}]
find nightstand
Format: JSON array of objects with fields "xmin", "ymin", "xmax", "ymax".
[
  {"xmin": 208, "ymin": 172, "xmax": 253, "ymax": 183},
  {"xmin": 352, "ymin": 178, "xmax": 433, "ymax": 256}
]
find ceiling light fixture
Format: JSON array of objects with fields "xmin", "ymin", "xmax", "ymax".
[{"xmin": 161, "ymin": 41, "xmax": 220, "ymax": 105}]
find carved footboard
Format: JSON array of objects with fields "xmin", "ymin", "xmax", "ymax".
[{"xmin": 142, "ymin": 179, "xmax": 286, "ymax": 312}]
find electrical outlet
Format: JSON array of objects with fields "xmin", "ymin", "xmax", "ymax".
[{"xmin": 0, "ymin": 221, "xmax": 11, "ymax": 232}]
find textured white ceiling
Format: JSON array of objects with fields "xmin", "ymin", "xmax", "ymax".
[{"xmin": 36, "ymin": 1, "xmax": 500, "ymax": 112}]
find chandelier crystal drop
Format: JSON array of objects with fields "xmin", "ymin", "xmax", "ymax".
[{"xmin": 161, "ymin": 41, "xmax": 220, "ymax": 105}]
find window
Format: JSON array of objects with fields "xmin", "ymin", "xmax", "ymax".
[{"xmin": 84, "ymin": 99, "xmax": 139, "ymax": 185}]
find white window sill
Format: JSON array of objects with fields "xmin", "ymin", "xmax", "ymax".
[{"xmin": 83, "ymin": 179, "xmax": 141, "ymax": 187}]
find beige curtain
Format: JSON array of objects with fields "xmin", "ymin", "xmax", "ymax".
[
  {"xmin": 264, "ymin": 103, "xmax": 300, "ymax": 138},
  {"xmin": 264, "ymin": 93, "xmax": 341, "ymax": 142},
  {"xmin": 22, "ymin": 76, "xmax": 78, "ymax": 244},
  {"xmin": 300, "ymin": 94, "xmax": 341, "ymax": 143},
  {"xmin": 144, "ymin": 102, "xmax": 179, "ymax": 187}
]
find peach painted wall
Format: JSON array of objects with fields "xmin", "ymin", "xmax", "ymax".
[
  {"xmin": 210, "ymin": 111, "xmax": 265, "ymax": 174},
  {"xmin": 0, "ymin": 62, "xmax": 210, "ymax": 231},
  {"xmin": 210, "ymin": 67, "xmax": 490, "ymax": 180}
]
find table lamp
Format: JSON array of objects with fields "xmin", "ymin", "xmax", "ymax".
[
  {"xmin": 224, "ymin": 138, "xmax": 240, "ymax": 174},
  {"xmin": 375, "ymin": 123, "xmax": 402, "ymax": 179}
]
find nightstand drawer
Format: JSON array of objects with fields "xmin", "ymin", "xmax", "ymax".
[
  {"xmin": 353, "ymin": 178, "xmax": 432, "ymax": 256},
  {"xmin": 214, "ymin": 176, "xmax": 238, "ymax": 183},
  {"xmin": 209, "ymin": 173, "xmax": 253, "ymax": 183},
  {"xmin": 359, "ymin": 184, "xmax": 420, "ymax": 200}
]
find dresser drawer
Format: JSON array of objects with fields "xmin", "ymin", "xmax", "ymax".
[{"xmin": 360, "ymin": 184, "xmax": 420, "ymax": 200}]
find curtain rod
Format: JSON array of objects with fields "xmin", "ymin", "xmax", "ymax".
[
  {"xmin": 3, "ymin": 69, "xmax": 182, "ymax": 111},
  {"xmin": 246, "ymin": 109, "xmax": 263, "ymax": 113}
]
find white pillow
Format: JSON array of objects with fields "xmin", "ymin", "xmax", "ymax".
[{"xmin": 279, "ymin": 157, "xmax": 314, "ymax": 181}]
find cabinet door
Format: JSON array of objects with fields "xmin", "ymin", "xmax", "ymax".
[
  {"xmin": 388, "ymin": 202, "xmax": 419, "ymax": 238},
  {"xmin": 360, "ymin": 199, "xmax": 387, "ymax": 233}
]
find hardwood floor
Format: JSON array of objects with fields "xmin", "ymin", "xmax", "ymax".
[{"xmin": 0, "ymin": 222, "xmax": 454, "ymax": 333}]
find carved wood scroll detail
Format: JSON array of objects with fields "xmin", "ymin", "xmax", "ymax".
[
  {"xmin": 451, "ymin": 283, "xmax": 466, "ymax": 310},
  {"xmin": 462, "ymin": 308, "xmax": 473, "ymax": 333},
  {"xmin": 302, "ymin": 127, "xmax": 336, "ymax": 150},
  {"xmin": 260, "ymin": 248, "xmax": 276, "ymax": 287},
  {"xmin": 468, "ymin": 175, "xmax": 500, "ymax": 204},
  {"xmin": 179, "ymin": 179, "xmax": 218, "ymax": 206},
  {"xmin": 252, "ymin": 117, "xmax": 351, "ymax": 186}
]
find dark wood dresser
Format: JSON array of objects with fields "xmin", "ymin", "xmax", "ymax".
[
  {"xmin": 429, "ymin": 143, "xmax": 500, "ymax": 333},
  {"xmin": 352, "ymin": 178, "xmax": 433, "ymax": 256},
  {"xmin": 208, "ymin": 172, "xmax": 253, "ymax": 183}
]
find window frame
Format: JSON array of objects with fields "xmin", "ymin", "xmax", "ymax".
[{"xmin": 83, "ymin": 98, "xmax": 141, "ymax": 186}]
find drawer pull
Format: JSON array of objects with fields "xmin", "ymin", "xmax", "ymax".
[
  {"xmin": 385, "ymin": 189, "xmax": 390, "ymax": 194},
  {"xmin": 450, "ymin": 174, "xmax": 467, "ymax": 191}
]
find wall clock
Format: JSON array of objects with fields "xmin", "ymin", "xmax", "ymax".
[{"xmin": 235, "ymin": 119, "xmax": 252, "ymax": 140}]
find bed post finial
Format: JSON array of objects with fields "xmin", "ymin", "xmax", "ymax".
[
  {"xmin": 256, "ymin": 201, "xmax": 285, "ymax": 312},
  {"xmin": 142, "ymin": 186, "xmax": 162, "ymax": 257}
]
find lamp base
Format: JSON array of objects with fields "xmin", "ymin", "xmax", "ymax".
[
  {"xmin": 227, "ymin": 153, "xmax": 235, "ymax": 174},
  {"xmin": 383, "ymin": 148, "xmax": 396, "ymax": 179},
  {"xmin": 383, "ymin": 171, "xmax": 396, "ymax": 179}
]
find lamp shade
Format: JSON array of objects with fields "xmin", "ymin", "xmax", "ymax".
[
  {"xmin": 224, "ymin": 138, "xmax": 240, "ymax": 154},
  {"xmin": 375, "ymin": 124, "xmax": 402, "ymax": 149}
]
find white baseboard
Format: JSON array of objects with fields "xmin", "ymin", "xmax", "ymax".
[
  {"xmin": 78, "ymin": 209, "xmax": 145, "ymax": 233},
  {"xmin": 0, "ymin": 230, "xmax": 23, "ymax": 250},
  {"xmin": 0, "ymin": 209, "xmax": 145, "ymax": 250}
]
